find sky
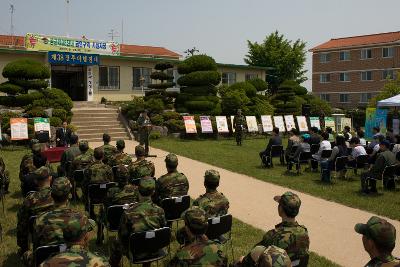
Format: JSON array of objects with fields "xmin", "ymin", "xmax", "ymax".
[{"xmin": 1, "ymin": 0, "xmax": 400, "ymax": 89}]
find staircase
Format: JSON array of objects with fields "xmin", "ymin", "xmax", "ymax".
[{"xmin": 71, "ymin": 102, "xmax": 130, "ymax": 142}]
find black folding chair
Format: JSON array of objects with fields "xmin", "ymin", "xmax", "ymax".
[
  {"xmin": 206, "ymin": 214, "xmax": 234, "ymax": 260},
  {"xmin": 310, "ymin": 144, "xmax": 320, "ymax": 154},
  {"xmin": 160, "ymin": 195, "xmax": 190, "ymax": 230},
  {"xmin": 390, "ymin": 143, "xmax": 396, "ymax": 151},
  {"xmin": 29, "ymin": 215, "xmax": 37, "ymax": 249},
  {"xmin": 270, "ymin": 145, "xmax": 284, "ymax": 167},
  {"xmin": 347, "ymin": 147, "xmax": 353, "ymax": 155},
  {"xmin": 334, "ymin": 156, "xmax": 348, "ymax": 180},
  {"xmin": 382, "ymin": 164, "xmax": 398, "ymax": 190},
  {"xmin": 34, "ymin": 243, "xmax": 67, "ymax": 267},
  {"xmin": 295, "ymin": 152, "xmax": 312, "ymax": 174},
  {"xmin": 128, "ymin": 227, "xmax": 171, "ymax": 265},
  {"xmin": 347, "ymin": 155, "xmax": 369, "ymax": 175},
  {"xmin": 292, "ymin": 254, "xmax": 309, "ymax": 267},
  {"xmin": 87, "ymin": 182, "xmax": 117, "ymax": 216},
  {"xmin": 320, "ymin": 150, "xmax": 332, "ymax": 159}
]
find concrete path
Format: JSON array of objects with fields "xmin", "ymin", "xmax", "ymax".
[{"xmin": 90, "ymin": 140, "xmax": 400, "ymax": 267}]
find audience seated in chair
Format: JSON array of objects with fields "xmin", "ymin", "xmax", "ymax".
[
  {"xmin": 259, "ymin": 127, "xmax": 282, "ymax": 167},
  {"xmin": 285, "ymin": 128, "xmax": 301, "ymax": 163},
  {"xmin": 308, "ymin": 127, "xmax": 322, "ymax": 145},
  {"xmin": 287, "ymin": 134, "xmax": 311, "ymax": 171},
  {"xmin": 311, "ymin": 132, "xmax": 332, "ymax": 171},
  {"xmin": 320, "ymin": 135, "xmax": 349, "ymax": 182},
  {"xmin": 347, "ymin": 137, "xmax": 367, "ymax": 168},
  {"xmin": 357, "ymin": 130, "xmax": 367, "ymax": 146}
]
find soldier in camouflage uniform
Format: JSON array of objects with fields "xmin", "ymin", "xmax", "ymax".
[
  {"xmin": 98, "ymin": 133, "xmax": 118, "ymax": 165},
  {"xmin": 108, "ymin": 139, "xmax": 132, "ymax": 167},
  {"xmin": 233, "ymin": 109, "xmax": 246, "ymax": 146},
  {"xmin": 355, "ymin": 216, "xmax": 400, "ymax": 266},
  {"xmin": 168, "ymin": 206, "xmax": 227, "ymax": 266},
  {"xmin": 59, "ymin": 134, "xmax": 81, "ymax": 177},
  {"xmin": 17, "ymin": 166, "xmax": 55, "ymax": 255},
  {"xmin": 71, "ymin": 140, "xmax": 94, "ymax": 174},
  {"xmin": 242, "ymin": 192, "xmax": 309, "ymax": 263},
  {"xmin": 105, "ymin": 165, "xmax": 138, "ymax": 208},
  {"xmin": 19, "ymin": 141, "xmax": 41, "ymax": 182},
  {"xmin": 109, "ymin": 177, "xmax": 166, "ymax": 267},
  {"xmin": 194, "ymin": 169, "xmax": 229, "ymax": 218},
  {"xmin": 155, "ymin": 153, "xmax": 189, "ymax": 204},
  {"xmin": 128, "ymin": 145, "xmax": 155, "ymax": 184},
  {"xmin": 233, "ymin": 245, "xmax": 291, "ymax": 267},
  {"xmin": 137, "ymin": 110, "xmax": 151, "ymax": 156},
  {"xmin": 39, "ymin": 210, "xmax": 108, "ymax": 267},
  {"xmin": 0, "ymin": 156, "xmax": 10, "ymax": 193}
]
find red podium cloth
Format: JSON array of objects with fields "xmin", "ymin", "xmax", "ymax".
[{"xmin": 42, "ymin": 147, "xmax": 68, "ymax": 163}]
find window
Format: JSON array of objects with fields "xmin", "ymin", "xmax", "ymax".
[
  {"xmin": 245, "ymin": 73, "xmax": 258, "ymax": 81},
  {"xmin": 339, "ymin": 51, "xmax": 350, "ymax": 61},
  {"xmin": 222, "ymin": 72, "xmax": 236, "ymax": 85},
  {"xmin": 382, "ymin": 69, "xmax": 394, "ymax": 80},
  {"xmin": 319, "ymin": 74, "xmax": 330, "ymax": 83},
  {"xmin": 361, "ymin": 48, "xmax": 372, "ymax": 59},
  {"xmin": 382, "ymin": 47, "xmax": 394, "ymax": 58},
  {"xmin": 360, "ymin": 93, "xmax": 372, "ymax": 103},
  {"xmin": 339, "ymin": 94, "xmax": 350, "ymax": 103},
  {"xmin": 133, "ymin": 67, "xmax": 152, "ymax": 88},
  {"xmin": 339, "ymin": 72, "xmax": 350, "ymax": 82},
  {"xmin": 361, "ymin": 71, "xmax": 373, "ymax": 81},
  {"xmin": 167, "ymin": 69, "xmax": 180, "ymax": 88},
  {"xmin": 319, "ymin": 53, "xmax": 330, "ymax": 63},
  {"xmin": 99, "ymin": 66, "xmax": 120, "ymax": 90},
  {"xmin": 320, "ymin": 94, "xmax": 330, "ymax": 102}
]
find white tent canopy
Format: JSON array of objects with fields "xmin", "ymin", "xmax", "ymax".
[{"xmin": 377, "ymin": 94, "xmax": 400, "ymax": 107}]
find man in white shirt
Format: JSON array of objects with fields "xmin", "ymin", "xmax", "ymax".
[
  {"xmin": 348, "ymin": 137, "xmax": 367, "ymax": 169},
  {"xmin": 311, "ymin": 132, "xmax": 332, "ymax": 170}
]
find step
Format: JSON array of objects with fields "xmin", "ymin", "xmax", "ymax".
[
  {"xmin": 79, "ymin": 135, "xmax": 130, "ymax": 142},
  {"xmin": 76, "ymin": 128, "xmax": 127, "ymax": 134},
  {"xmin": 71, "ymin": 117, "xmax": 120, "ymax": 123},
  {"xmin": 74, "ymin": 124, "xmax": 125, "ymax": 129},
  {"xmin": 72, "ymin": 114, "xmax": 119, "ymax": 120},
  {"xmin": 73, "ymin": 109, "xmax": 118, "ymax": 114}
]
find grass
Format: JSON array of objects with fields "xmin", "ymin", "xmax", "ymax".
[
  {"xmin": 151, "ymin": 137, "xmax": 400, "ymax": 221},
  {"xmin": 0, "ymin": 146, "xmax": 339, "ymax": 266}
]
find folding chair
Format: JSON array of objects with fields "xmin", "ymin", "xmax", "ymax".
[
  {"xmin": 160, "ymin": 195, "xmax": 190, "ymax": 230},
  {"xmin": 334, "ymin": 156, "xmax": 348, "ymax": 180},
  {"xmin": 29, "ymin": 215, "xmax": 37, "ymax": 249},
  {"xmin": 34, "ymin": 243, "xmax": 67, "ymax": 267},
  {"xmin": 390, "ymin": 143, "xmax": 396, "ymax": 151},
  {"xmin": 381, "ymin": 164, "xmax": 398, "ymax": 190},
  {"xmin": 270, "ymin": 145, "xmax": 284, "ymax": 167},
  {"xmin": 347, "ymin": 147, "xmax": 353, "ymax": 155},
  {"xmin": 292, "ymin": 254, "xmax": 309, "ymax": 267},
  {"xmin": 206, "ymin": 214, "xmax": 234, "ymax": 261},
  {"xmin": 87, "ymin": 182, "xmax": 117, "ymax": 216},
  {"xmin": 128, "ymin": 227, "xmax": 171, "ymax": 266},
  {"xmin": 310, "ymin": 144, "xmax": 320, "ymax": 154},
  {"xmin": 295, "ymin": 152, "xmax": 312, "ymax": 175},
  {"xmin": 320, "ymin": 150, "xmax": 332, "ymax": 159},
  {"xmin": 72, "ymin": 169, "xmax": 86, "ymax": 201},
  {"xmin": 347, "ymin": 155, "xmax": 369, "ymax": 175}
]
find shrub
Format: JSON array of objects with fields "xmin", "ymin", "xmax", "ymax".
[
  {"xmin": 15, "ymin": 91, "xmax": 43, "ymax": 106},
  {"xmin": 2, "ymin": 59, "xmax": 50, "ymax": 80},
  {"xmin": 180, "ymin": 86, "xmax": 217, "ymax": 96},
  {"xmin": 221, "ymin": 90, "xmax": 250, "ymax": 115},
  {"xmin": 0, "ymin": 96, "xmax": 16, "ymax": 106},
  {"xmin": 52, "ymin": 109, "xmax": 67, "ymax": 120},
  {"xmin": 150, "ymin": 114, "xmax": 164, "ymax": 126},
  {"xmin": 154, "ymin": 62, "xmax": 174, "ymax": 71},
  {"xmin": 26, "ymin": 107, "xmax": 46, "ymax": 118},
  {"xmin": 217, "ymin": 85, "xmax": 230, "ymax": 97},
  {"xmin": 185, "ymin": 100, "xmax": 216, "ymax": 112},
  {"xmin": 150, "ymin": 71, "xmax": 172, "ymax": 81},
  {"xmin": 247, "ymin": 78, "xmax": 268, "ymax": 92},
  {"xmin": 177, "ymin": 71, "xmax": 221, "ymax": 87},
  {"xmin": 164, "ymin": 119, "xmax": 185, "ymax": 132},
  {"xmin": 229, "ymin": 82, "xmax": 257, "ymax": 98},
  {"xmin": 121, "ymin": 97, "xmax": 145, "ymax": 120},
  {"xmin": 147, "ymin": 82, "xmax": 175, "ymax": 90},
  {"xmin": 0, "ymin": 111, "xmax": 21, "ymax": 132},
  {"xmin": 101, "ymin": 97, "xmax": 107, "ymax": 104},
  {"xmin": 149, "ymin": 131, "xmax": 162, "ymax": 140},
  {"xmin": 50, "ymin": 116, "xmax": 62, "ymax": 127},
  {"xmin": 248, "ymin": 96, "xmax": 274, "ymax": 117},
  {"xmin": 162, "ymin": 111, "xmax": 181, "ymax": 121},
  {"xmin": 177, "ymin": 55, "xmax": 218, "ymax": 74},
  {"xmin": 0, "ymin": 82, "xmax": 24, "ymax": 95},
  {"xmin": 144, "ymin": 98, "xmax": 165, "ymax": 114}
]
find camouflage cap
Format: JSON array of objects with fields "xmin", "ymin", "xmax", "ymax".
[
  {"xmin": 355, "ymin": 216, "xmax": 396, "ymax": 247},
  {"xmin": 254, "ymin": 245, "xmax": 291, "ymax": 267},
  {"xmin": 138, "ymin": 177, "xmax": 155, "ymax": 195},
  {"xmin": 135, "ymin": 145, "xmax": 145, "ymax": 157},
  {"xmin": 115, "ymin": 165, "xmax": 129, "ymax": 182},
  {"xmin": 274, "ymin": 191, "xmax": 301, "ymax": 217},
  {"xmin": 32, "ymin": 143, "xmax": 41, "ymax": 153},
  {"xmin": 79, "ymin": 140, "xmax": 89, "ymax": 151},
  {"xmin": 51, "ymin": 177, "xmax": 72, "ymax": 197},
  {"xmin": 116, "ymin": 139, "xmax": 125, "ymax": 149},
  {"xmin": 182, "ymin": 206, "xmax": 208, "ymax": 231},
  {"xmin": 62, "ymin": 213, "xmax": 95, "ymax": 243},
  {"xmin": 165, "ymin": 153, "xmax": 178, "ymax": 167},
  {"xmin": 33, "ymin": 166, "xmax": 51, "ymax": 181},
  {"xmin": 204, "ymin": 169, "xmax": 220, "ymax": 184}
]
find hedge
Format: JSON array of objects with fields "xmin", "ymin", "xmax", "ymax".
[
  {"xmin": 177, "ymin": 71, "xmax": 221, "ymax": 87},
  {"xmin": 50, "ymin": 117, "xmax": 63, "ymax": 127},
  {"xmin": 16, "ymin": 91, "xmax": 43, "ymax": 106},
  {"xmin": 52, "ymin": 109, "xmax": 67, "ymax": 120},
  {"xmin": 248, "ymin": 78, "xmax": 268, "ymax": 92},
  {"xmin": 9, "ymin": 78, "xmax": 49, "ymax": 90},
  {"xmin": 150, "ymin": 114, "xmax": 164, "ymax": 126},
  {"xmin": 2, "ymin": 59, "xmax": 50, "ymax": 80},
  {"xmin": 150, "ymin": 71, "xmax": 172, "ymax": 81},
  {"xmin": 184, "ymin": 100, "xmax": 216, "ymax": 112},
  {"xmin": 229, "ymin": 82, "xmax": 257, "ymax": 98},
  {"xmin": 147, "ymin": 82, "xmax": 175, "ymax": 90},
  {"xmin": 0, "ymin": 95, "xmax": 16, "ymax": 106},
  {"xmin": 0, "ymin": 82, "xmax": 24, "ymax": 95},
  {"xmin": 162, "ymin": 111, "xmax": 181, "ymax": 121},
  {"xmin": 177, "ymin": 55, "xmax": 218, "ymax": 75},
  {"xmin": 163, "ymin": 119, "xmax": 185, "ymax": 132},
  {"xmin": 26, "ymin": 108, "xmax": 46, "ymax": 118},
  {"xmin": 154, "ymin": 62, "xmax": 174, "ymax": 71},
  {"xmin": 180, "ymin": 86, "xmax": 217, "ymax": 96}
]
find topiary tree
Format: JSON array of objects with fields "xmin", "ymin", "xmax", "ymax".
[
  {"xmin": 176, "ymin": 55, "xmax": 221, "ymax": 114},
  {"xmin": 145, "ymin": 62, "xmax": 176, "ymax": 109},
  {"xmin": 0, "ymin": 58, "xmax": 50, "ymax": 95},
  {"xmin": 247, "ymin": 78, "xmax": 269, "ymax": 93},
  {"xmin": 271, "ymin": 80, "xmax": 299, "ymax": 115}
]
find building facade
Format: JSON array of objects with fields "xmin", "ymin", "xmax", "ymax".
[
  {"xmin": 310, "ymin": 31, "xmax": 400, "ymax": 108},
  {"xmin": 0, "ymin": 34, "xmax": 267, "ymax": 102}
]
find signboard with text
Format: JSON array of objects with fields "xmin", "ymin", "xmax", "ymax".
[
  {"xmin": 10, "ymin": 118, "xmax": 28, "ymax": 140},
  {"xmin": 183, "ymin": 116, "xmax": 197, "ymax": 134},
  {"xmin": 48, "ymin": 51, "xmax": 99, "ymax": 65},
  {"xmin": 200, "ymin": 116, "xmax": 213, "ymax": 133},
  {"xmin": 261, "ymin": 115, "xmax": 273, "ymax": 132},
  {"xmin": 216, "ymin": 116, "xmax": 229, "ymax": 133}
]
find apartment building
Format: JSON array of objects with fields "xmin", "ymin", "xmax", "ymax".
[{"xmin": 310, "ymin": 31, "xmax": 400, "ymax": 108}]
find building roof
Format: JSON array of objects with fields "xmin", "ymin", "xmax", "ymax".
[
  {"xmin": 310, "ymin": 31, "xmax": 400, "ymax": 52},
  {"xmin": 0, "ymin": 35, "xmax": 25, "ymax": 48}
]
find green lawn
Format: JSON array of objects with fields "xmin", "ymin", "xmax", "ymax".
[
  {"xmin": 0, "ymin": 146, "xmax": 339, "ymax": 267},
  {"xmin": 151, "ymin": 137, "xmax": 400, "ymax": 221}
]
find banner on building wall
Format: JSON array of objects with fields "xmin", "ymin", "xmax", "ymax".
[
  {"xmin": 273, "ymin": 116, "xmax": 286, "ymax": 132},
  {"xmin": 296, "ymin": 116, "xmax": 309, "ymax": 132},
  {"xmin": 230, "ymin": 116, "xmax": 235, "ymax": 133},
  {"xmin": 324, "ymin": 117, "xmax": 336, "ymax": 130},
  {"xmin": 341, "ymin": 118, "xmax": 352, "ymax": 132},
  {"xmin": 87, "ymin": 66, "xmax": 94, "ymax": 101},
  {"xmin": 284, "ymin": 115, "xmax": 296, "ymax": 131},
  {"xmin": 310, "ymin": 117, "xmax": 321, "ymax": 130},
  {"xmin": 200, "ymin": 116, "xmax": 213, "ymax": 133},
  {"xmin": 365, "ymin": 108, "xmax": 376, "ymax": 139},
  {"xmin": 48, "ymin": 51, "xmax": 99, "ymax": 65},
  {"xmin": 25, "ymin": 33, "xmax": 120, "ymax": 55},
  {"xmin": 246, "ymin": 116, "xmax": 258, "ymax": 132},
  {"xmin": 216, "ymin": 116, "xmax": 229, "ymax": 133},
  {"xmin": 183, "ymin": 116, "xmax": 197, "ymax": 134},
  {"xmin": 261, "ymin": 115, "xmax": 273, "ymax": 132},
  {"xmin": 34, "ymin": 118, "xmax": 51, "ymax": 137},
  {"xmin": 10, "ymin": 118, "xmax": 28, "ymax": 140}
]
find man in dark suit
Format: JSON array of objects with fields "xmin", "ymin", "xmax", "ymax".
[
  {"xmin": 259, "ymin": 127, "xmax": 282, "ymax": 167},
  {"xmin": 56, "ymin": 121, "xmax": 72, "ymax": 147}
]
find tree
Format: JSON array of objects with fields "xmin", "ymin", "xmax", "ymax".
[
  {"xmin": 247, "ymin": 78, "xmax": 269, "ymax": 93},
  {"xmin": 271, "ymin": 80, "xmax": 299, "ymax": 115},
  {"xmin": 145, "ymin": 62, "xmax": 175, "ymax": 109},
  {"xmin": 369, "ymin": 73, "xmax": 400, "ymax": 107},
  {"xmin": 244, "ymin": 31, "xmax": 307, "ymax": 94}
]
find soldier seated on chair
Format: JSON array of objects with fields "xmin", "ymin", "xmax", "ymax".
[
  {"xmin": 97, "ymin": 133, "xmax": 118, "ymax": 165},
  {"xmin": 128, "ymin": 145, "xmax": 155, "ymax": 184},
  {"xmin": 108, "ymin": 140, "xmax": 132, "ymax": 167},
  {"xmin": 232, "ymin": 245, "xmax": 291, "ymax": 267}
]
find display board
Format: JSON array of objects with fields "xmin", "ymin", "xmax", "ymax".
[
  {"xmin": 324, "ymin": 117, "xmax": 336, "ymax": 129},
  {"xmin": 273, "ymin": 116, "xmax": 286, "ymax": 132},
  {"xmin": 34, "ymin": 117, "xmax": 51, "ymax": 137},
  {"xmin": 183, "ymin": 116, "xmax": 197, "ymax": 134},
  {"xmin": 284, "ymin": 115, "xmax": 296, "ymax": 131},
  {"xmin": 261, "ymin": 115, "xmax": 273, "ymax": 132},
  {"xmin": 309, "ymin": 117, "xmax": 321, "ymax": 130},
  {"xmin": 230, "ymin": 116, "xmax": 235, "ymax": 133},
  {"xmin": 216, "ymin": 116, "xmax": 229, "ymax": 133},
  {"xmin": 200, "ymin": 116, "xmax": 213, "ymax": 133},
  {"xmin": 340, "ymin": 118, "xmax": 352, "ymax": 131},
  {"xmin": 296, "ymin": 116, "xmax": 309, "ymax": 132},
  {"xmin": 10, "ymin": 118, "xmax": 28, "ymax": 140},
  {"xmin": 246, "ymin": 116, "xmax": 258, "ymax": 132}
]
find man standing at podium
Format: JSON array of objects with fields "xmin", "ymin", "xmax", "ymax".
[
  {"xmin": 56, "ymin": 121, "xmax": 72, "ymax": 147},
  {"xmin": 137, "ymin": 110, "xmax": 151, "ymax": 156}
]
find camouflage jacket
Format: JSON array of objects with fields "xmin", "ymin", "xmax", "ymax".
[
  {"xmin": 71, "ymin": 150, "xmax": 94, "ymax": 173},
  {"xmin": 193, "ymin": 190, "xmax": 229, "ymax": 218},
  {"xmin": 19, "ymin": 153, "xmax": 36, "ymax": 181},
  {"xmin": 0, "ymin": 156, "xmax": 9, "ymax": 184},
  {"xmin": 233, "ymin": 115, "xmax": 246, "ymax": 130},
  {"xmin": 17, "ymin": 186, "xmax": 54, "ymax": 251},
  {"xmin": 128, "ymin": 159, "xmax": 155, "ymax": 181},
  {"xmin": 35, "ymin": 205, "xmax": 88, "ymax": 247},
  {"xmin": 256, "ymin": 221, "xmax": 310, "ymax": 261},
  {"xmin": 99, "ymin": 144, "xmax": 118, "ymax": 164},
  {"xmin": 118, "ymin": 197, "xmax": 166, "ymax": 250},
  {"xmin": 105, "ymin": 184, "xmax": 138, "ymax": 207},
  {"xmin": 155, "ymin": 171, "xmax": 189, "ymax": 203},
  {"xmin": 168, "ymin": 237, "xmax": 227, "ymax": 266},
  {"xmin": 60, "ymin": 146, "xmax": 81, "ymax": 175},
  {"xmin": 83, "ymin": 160, "xmax": 113, "ymax": 190},
  {"xmin": 364, "ymin": 255, "xmax": 400, "ymax": 267},
  {"xmin": 108, "ymin": 152, "xmax": 132, "ymax": 167},
  {"xmin": 39, "ymin": 244, "xmax": 110, "ymax": 267}
]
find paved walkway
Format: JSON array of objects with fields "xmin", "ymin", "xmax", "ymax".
[{"xmin": 90, "ymin": 140, "xmax": 400, "ymax": 267}]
